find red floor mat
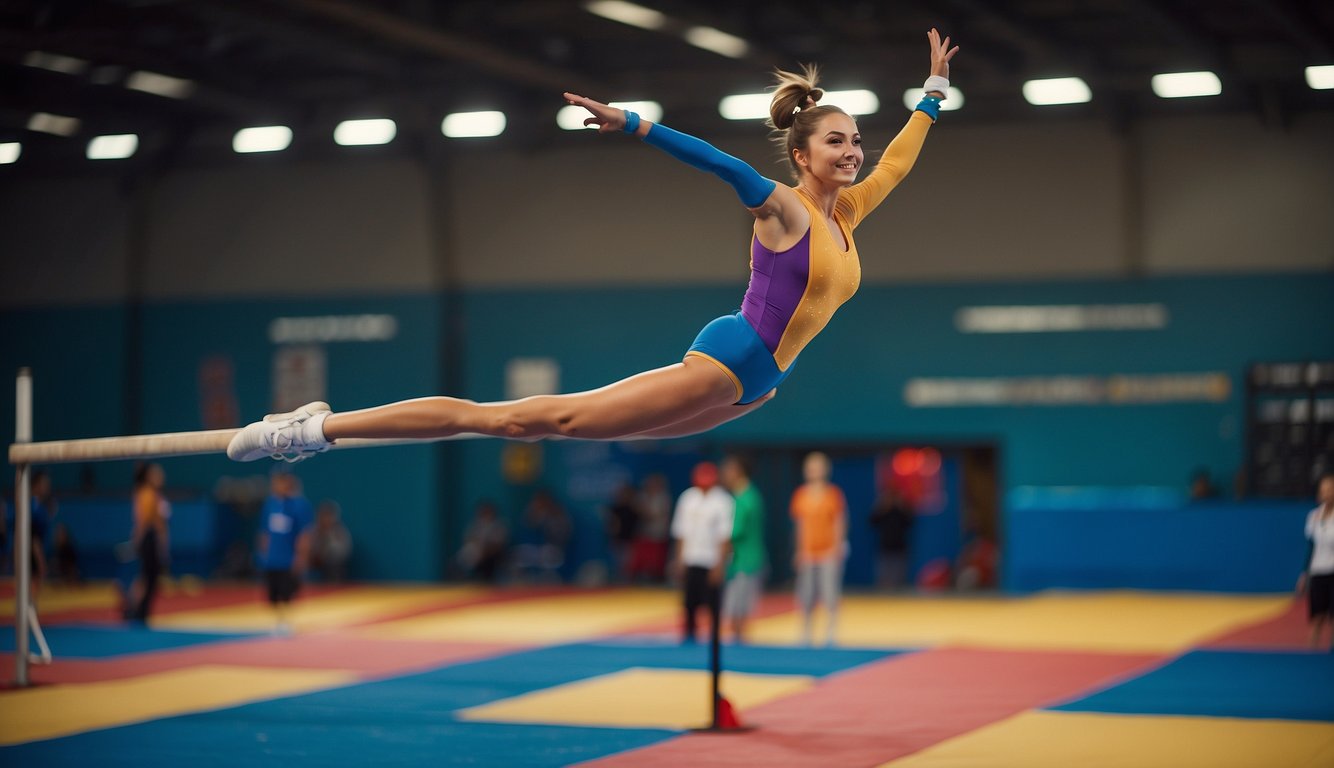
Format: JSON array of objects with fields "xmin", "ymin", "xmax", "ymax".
[
  {"xmin": 581, "ymin": 646, "xmax": 1164, "ymax": 768},
  {"xmin": 3, "ymin": 634, "xmax": 517, "ymax": 686}
]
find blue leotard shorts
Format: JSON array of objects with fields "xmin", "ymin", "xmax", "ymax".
[{"xmin": 685, "ymin": 312, "xmax": 795, "ymax": 405}]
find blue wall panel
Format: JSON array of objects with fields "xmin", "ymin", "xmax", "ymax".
[{"xmin": 5, "ymin": 272, "xmax": 1332, "ymax": 588}]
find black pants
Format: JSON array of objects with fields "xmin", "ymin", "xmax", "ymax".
[
  {"xmin": 129, "ymin": 529, "xmax": 160, "ymax": 621},
  {"xmin": 683, "ymin": 565, "xmax": 720, "ymax": 642}
]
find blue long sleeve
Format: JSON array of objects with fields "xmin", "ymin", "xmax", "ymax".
[{"xmin": 641, "ymin": 123, "xmax": 776, "ymax": 208}]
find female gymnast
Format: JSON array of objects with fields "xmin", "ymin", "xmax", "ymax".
[{"xmin": 228, "ymin": 29, "xmax": 959, "ymax": 462}]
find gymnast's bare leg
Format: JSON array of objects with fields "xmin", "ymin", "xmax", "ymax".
[{"xmin": 226, "ymin": 357, "xmax": 739, "ymax": 460}]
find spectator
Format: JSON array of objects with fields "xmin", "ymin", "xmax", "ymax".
[
  {"xmin": 869, "ymin": 486, "xmax": 914, "ymax": 590},
  {"xmin": 1189, "ymin": 468, "xmax": 1220, "ymax": 500},
  {"xmin": 721, "ymin": 456, "xmax": 766, "ymax": 644},
  {"xmin": 7, "ymin": 469, "xmax": 55, "ymax": 601},
  {"xmin": 1300, "ymin": 473, "xmax": 1334, "ymax": 651},
  {"xmin": 458, "ymin": 500, "xmax": 509, "ymax": 583},
  {"xmin": 257, "ymin": 469, "xmax": 314, "ymax": 634},
  {"xmin": 513, "ymin": 489, "xmax": 571, "ymax": 583},
  {"xmin": 52, "ymin": 522, "xmax": 81, "ymax": 585},
  {"xmin": 126, "ymin": 462, "xmax": 170, "ymax": 622},
  {"xmin": 310, "ymin": 500, "xmax": 353, "ymax": 582},
  {"xmin": 605, "ymin": 483, "xmax": 640, "ymax": 581},
  {"xmin": 629, "ymin": 473, "xmax": 673, "ymax": 582},
  {"xmin": 791, "ymin": 452, "xmax": 846, "ymax": 647},
  {"xmin": 672, "ymin": 462, "xmax": 734, "ymax": 644}
]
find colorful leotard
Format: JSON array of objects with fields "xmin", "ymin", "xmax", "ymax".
[{"xmin": 687, "ymin": 111, "xmax": 935, "ymax": 403}]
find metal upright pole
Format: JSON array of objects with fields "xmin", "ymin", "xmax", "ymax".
[{"xmin": 15, "ymin": 367, "xmax": 33, "ymax": 687}]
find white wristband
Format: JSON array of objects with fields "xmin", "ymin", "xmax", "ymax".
[{"xmin": 924, "ymin": 75, "xmax": 949, "ymax": 95}]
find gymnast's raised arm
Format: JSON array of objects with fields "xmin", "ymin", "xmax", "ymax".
[{"xmin": 561, "ymin": 92, "xmax": 806, "ymax": 232}]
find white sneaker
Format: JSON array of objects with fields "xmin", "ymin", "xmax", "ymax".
[{"xmin": 227, "ymin": 401, "xmax": 333, "ymax": 463}]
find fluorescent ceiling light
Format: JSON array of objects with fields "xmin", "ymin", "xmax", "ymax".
[
  {"xmin": 720, "ymin": 89, "xmax": 879, "ymax": 121},
  {"xmin": 583, "ymin": 0, "xmax": 666, "ymax": 31},
  {"xmin": 22, "ymin": 51, "xmax": 88, "ymax": 75},
  {"xmin": 1022, "ymin": 77, "xmax": 1092, "ymax": 105},
  {"xmin": 1306, "ymin": 64, "xmax": 1334, "ymax": 90},
  {"xmin": 902, "ymin": 87, "xmax": 965, "ymax": 112},
  {"xmin": 86, "ymin": 133, "xmax": 138, "ymax": 160},
  {"xmin": 0, "ymin": 143, "xmax": 20, "ymax": 164},
  {"xmin": 684, "ymin": 26, "xmax": 749, "ymax": 59},
  {"xmin": 334, "ymin": 118, "xmax": 396, "ymax": 146},
  {"xmin": 125, "ymin": 70, "xmax": 195, "ymax": 99},
  {"xmin": 27, "ymin": 112, "xmax": 80, "ymax": 136},
  {"xmin": 233, "ymin": 125, "xmax": 293, "ymax": 153},
  {"xmin": 1151, "ymin": 71, "xmax": 1221, "ymax": 98},
  {"xmin": 719, "ymin": 93, "xmax": 771, "ymax": 120},
  {"xmin": 823, "ymin": 89, "xmax": 880, "ymax": 115},
  {"xmin": 441, "ymin": 110, "xmax": 507, "ymax": 138},
  {"xmin": 557, "ymin": 100, "xmax": 663, "ymax": 130}
]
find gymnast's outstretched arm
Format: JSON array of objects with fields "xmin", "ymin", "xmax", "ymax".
[{"xmin": 561, "ymin": 92, "xmax": 806, "ymax": 232}]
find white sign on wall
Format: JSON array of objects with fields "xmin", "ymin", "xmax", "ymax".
[
  {"xmin": 272, "ymin": 345, "xmax": 328, "ymax": 413},
  {"xmin": 506, "ymin": 358, "xmax": 560, "ymax": 400}
]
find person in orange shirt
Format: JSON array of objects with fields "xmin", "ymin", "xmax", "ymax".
[
  {"xmin": 791, "ymin": 452, "xmax": 846, "ymax": 646},
  {"xmin": 126, "ymin": 462, "xmax": 170, "ymax": 622}
]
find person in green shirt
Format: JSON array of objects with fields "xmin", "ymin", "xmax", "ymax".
[{"xmin": 721, "ymin": 455, "xmax": 767, "ymax": 643}]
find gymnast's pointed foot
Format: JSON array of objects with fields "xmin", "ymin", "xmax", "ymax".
[{"xmin": 227, "ymin": 401, "xmax": 333, "ymax": 462}]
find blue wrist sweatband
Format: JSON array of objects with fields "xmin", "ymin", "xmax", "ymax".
[
  {"xmin": 915, "ymin": 95, "xmax": 943, "ymax": 121},
  {"xmin": 622, "ymin": 110, "xmax": 640, "ymax": 134},
  {"xmin": 641, "ymin": 123, "xmax": 776, "ymax": 208}
]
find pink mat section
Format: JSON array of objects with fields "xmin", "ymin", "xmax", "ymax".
[
  {"xmin": 1202, "ymin": 599, "xmax": 1313, "ymax": 651},
  {"xmin": 581, "ymin": 647, "xmax": 1164, "ymax": 768},
  {"xmin": 2, "ymin": 634, "xmax": 516, "ymax": 686}
]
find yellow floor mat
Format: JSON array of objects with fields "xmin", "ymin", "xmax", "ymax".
[
  {"xmin": 151, "ymin": 585, "xmax": 480, "ymax": 633},
  {"xmin": 747, "ymin": 591, "xmax": 1291, "ymax": 653},
  {"xmin": 459, "ymin": 667, "xmax": 813, "ymax": 730},
  {"xmin": 362, "ymin": 590, "xmax": 679, "ymax": 644},
  {"xmin": 0, "ymin": 664, "xmax": 354, "ymax": 746},
  {"xmin": 0, "ymin": 582, "xmax": 121, "ymax": 617},
  {"xmin": 880, "ymin": 710, "xmax": 1334, "ymax": 768}
]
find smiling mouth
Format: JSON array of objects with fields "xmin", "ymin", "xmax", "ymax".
[{"xmin": 836, "ymin": 163, "xmax": 858, "ymax": 171}]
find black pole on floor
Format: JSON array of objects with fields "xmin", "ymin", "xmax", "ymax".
[{"xmin": 709, "ymin": 585, "xmax": 722, "ymax": 729}]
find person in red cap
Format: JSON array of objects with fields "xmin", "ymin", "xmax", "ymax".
[{"xmin": 671, "ymin": 461, "xmax": 735, "ymax": 643}]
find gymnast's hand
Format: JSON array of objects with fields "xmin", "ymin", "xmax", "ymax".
[
  {"xmin": 927, "ymin": 27, "xmax": 959, "ymax": 81},
  {"xmin": 563, "ymin": 92, "xmax": 629, "ymax": 134}
]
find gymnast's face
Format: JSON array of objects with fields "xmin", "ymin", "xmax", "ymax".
[
  {"xmin": 795, "ymin": 112, "xmax": 863, "ymax": 187},
  {"xmin": 1321, "ymin": 477, "xmax": 1334, "ymax": 506}
]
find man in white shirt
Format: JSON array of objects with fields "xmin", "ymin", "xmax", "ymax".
[
  {"xmin": 1302, "ymin": 473, "xmax": 1334, "ymax": 650},
  {"xmin": 672, "ymin": 461, "xmax": 734, "ymax": 644}
]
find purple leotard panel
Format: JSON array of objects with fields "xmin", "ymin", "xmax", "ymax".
[{"xmin": 739, "ymin": 229, "xmax": 811, "ymax": 358}]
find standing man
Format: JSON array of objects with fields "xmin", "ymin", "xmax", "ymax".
[
  {"xmin": 258, "ymin": 470, "xmax": 314, "ymax": 635},
  {"xmin": 672, "ymin": 461, "xmax": 734, "ymax": 644},
  {"xmin": 791, "ymin": 452, "xmax": 847, "ymax": 647},
  {"xmin": 1301, "ymin": 473, "xmax": 1334, "ymax": 650},
  {"xmin": 721, "ymin": 456, "xmax": 766, "ymax": 644},
  {"xmin": 869, "ymin": 486, "xmax": 914, "ymax": 590}
]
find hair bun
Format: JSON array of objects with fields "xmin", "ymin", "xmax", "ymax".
[{"xmin": 804, "ymin": 88, "xmax": 825, "ymax": 107}]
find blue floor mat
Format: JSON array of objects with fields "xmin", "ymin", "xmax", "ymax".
[
  {"xmin": 0, "ymin": 638, "xmax": 899, "ymax": 766},
  {"xmin": 0, "ymin": 623, "xmax": 254, "ymax": 659},
  {"xmin": 1052, "ymin": 649, "xmax": 1334, "ymax": 722}
]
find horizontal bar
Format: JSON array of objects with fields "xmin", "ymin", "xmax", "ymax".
[{"xmin": 7, "ymin": 429, "xmax": 476, "ymax": 465}]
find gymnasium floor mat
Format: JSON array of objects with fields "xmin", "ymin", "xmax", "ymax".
[{"xmin": 2, "ymin": 584, "xmax": 1330, "ymax": 767}]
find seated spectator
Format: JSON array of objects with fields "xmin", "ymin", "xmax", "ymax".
[
  {"xmin": 1189, "ymin": 468, "xmax": 1220, "ymax": 500},
  {"xmin": 512, "ymin": 489, "xmax": 571, "ymax": 583},
  {"xmin": 628, "ymin": 473, "xmax": 672, "ymax": 583},
  {"xmin": 310, "ymin": 500, "xmax": 353, "ymax": 582},
  {"xmin": 457, "ymin": 500, "xmax": 509, "ymax": 583}
]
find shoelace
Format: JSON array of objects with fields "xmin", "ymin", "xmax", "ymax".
[{"xmin": 263, "ymin": 417, "xmax": 329, "ymax": 463}]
